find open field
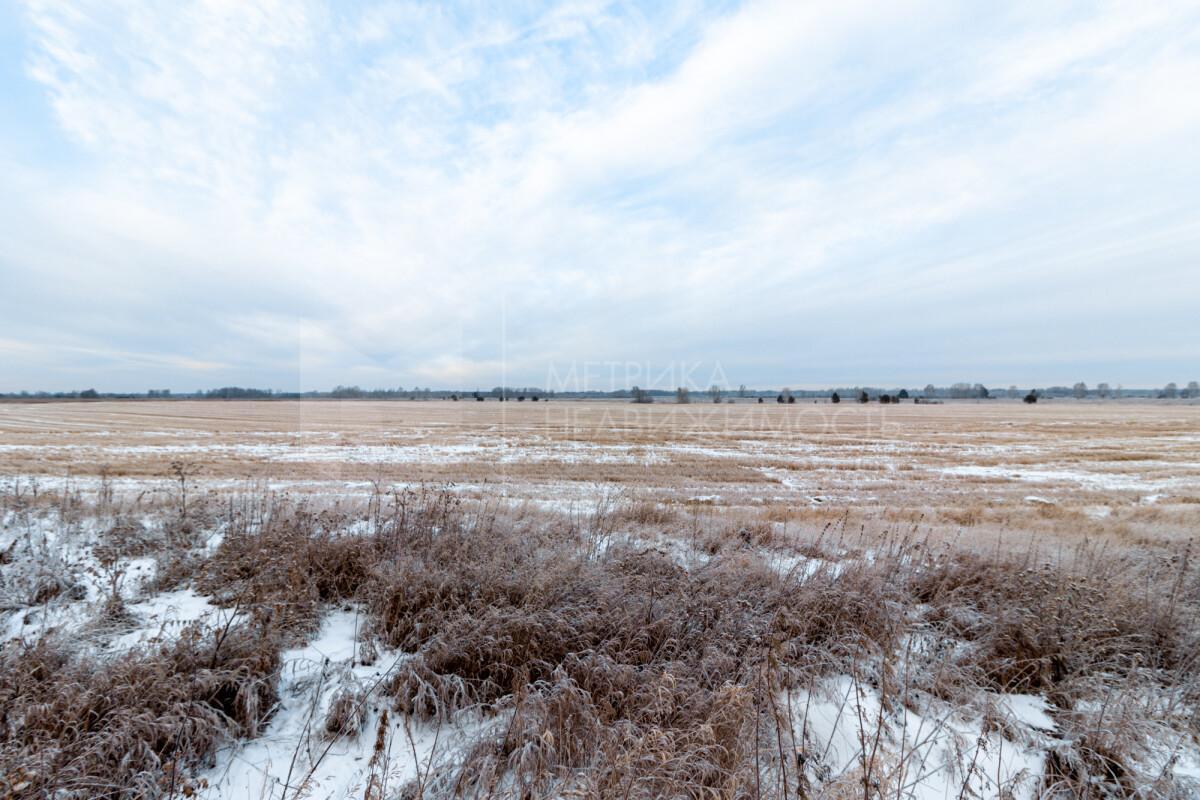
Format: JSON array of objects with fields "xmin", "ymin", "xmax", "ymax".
[
  {"xmin": 2, "ymin": 400, "xmax": 1199, "ymax": 798},
  {"xmin": 2, "ymin": 399, "xmax": 1198, "ymax": 539}
]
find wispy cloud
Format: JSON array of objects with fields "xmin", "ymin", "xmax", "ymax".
[{"xmin": 2, "ymin": 0, "xmax": 1198, "ymax": 391}]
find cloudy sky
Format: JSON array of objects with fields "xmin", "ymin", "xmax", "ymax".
[{"xmin": 1, "ymin": 0, "xmax": 1198, "ymax": 392}]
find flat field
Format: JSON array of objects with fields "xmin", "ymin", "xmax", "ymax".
[
  {"xmin": 2, "ymin": 399, "xmax": 1199, "ymax": 799},
  {"xmin": 2, "ymin": 398, "xmax": 1198, "ymax": 536}
]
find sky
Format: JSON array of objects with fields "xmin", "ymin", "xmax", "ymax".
[{"xmin": 1, "ymin": 0, "xmax": 1198, "ymax": 393}]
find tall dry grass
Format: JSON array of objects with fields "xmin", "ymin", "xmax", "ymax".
[
  {"xmin": 1, "ymin": 483, "xmax": 1197, "ymax": 798},
  {"xmin": 0, "ymin": 622, "xmax": 280, "ymax": 798}
]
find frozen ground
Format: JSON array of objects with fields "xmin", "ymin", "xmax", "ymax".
[
  {"xmin": 2, "ymin": 400, "xmax": 1199, "ymax": 797},
  {"xmin": 2, "ymin": 401, "xmax": 1199, "ymax": 510}
]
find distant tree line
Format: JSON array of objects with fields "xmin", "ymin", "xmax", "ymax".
[
  {"xmin": 3, "ymin": 381, "xmax": 1197, "ymax": 402},
  {"xmin": 204, "ymin": 387, "xmax": 276, "ymax": 399}
]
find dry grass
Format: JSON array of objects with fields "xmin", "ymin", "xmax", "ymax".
[
  {"xmin": 911, "ymin": 544, "xmax": 1198, "ymax": 697},
  {"xmin": 0, "ymin": 622, "xmax": 281, "ymax": 799},
  {"xmin": 193, "ymin": 506, "xmax": 377, "ymax": 636},
  {"xmin": 369, "ymin": 529, "xmax": 801, "ymax": 795},
  {"xmin": 1, "ymin": 401, "xmax": 1198, "ymax": 543},
  {"xmin": 155, "ymin": 488, "xmax": 1189, "ymax": 799},
  {"xmin": 1, "ymin": 485, "xmax": 1197, "ymax": 797}
]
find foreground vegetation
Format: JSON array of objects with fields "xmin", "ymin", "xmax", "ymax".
[{"xmin": 1, "ymin": 479, "xmax": 1197, "ymax": 799}]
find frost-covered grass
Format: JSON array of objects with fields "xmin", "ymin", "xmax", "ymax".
[{"xmin": 1, "ymin": 481, "xmax": 1197, "ymax": 799}]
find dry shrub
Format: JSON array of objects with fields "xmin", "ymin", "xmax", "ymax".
[
  {"xmin": 936, "ymin": 505, "xmax": 985, "ymax": 527},
  {"xmin": 92, "ymin": 517, "xmax": 158, "ymax": 562},
  {"xmin": 761, "ymin": 503, "xmax": 802, "ymax": 523},
  {"xmin": 773, "ymin": 557, "xmax": 907, "ymax": 665},
  {"xmin": 615, "ymin": 499, "xmax": 677, "ymax": 526},
  {"xmin": 910, "ymin": 546, "xmax": 1198, "ymax": 696},
  {"xmin": 362, "ymin": 503, "xmax": 911, "ymax": 798},
  {"xmin": 0, "ymin": 531, "xmax": 86, "ymax": 610},
  {"xmin": 0, "ymin": 622, "xmax": 281, "ymax": 799},
  {"xmin": 196, "ymin": 506, "xmax": 378, "ymax": 634},
  {"xmin": 441, "ymin": 668, "xmax": 760, "ymax": 798},
  {"xmin": 5, "ymin": 485, "xmax": 1195, "ymax": 798},
  {"xmin": 323, "ymin": 686, "xmax": 368, "ymax": 740}
]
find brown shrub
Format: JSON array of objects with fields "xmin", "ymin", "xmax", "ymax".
[
  {"xmin": 615, "ymin": 499, "xmax": 677, "ymax": 526},
  {"xmin": 363, "ymin": 505, "xmax": 913, "ymax": 798},
  {"xmin": 323, "ymin": 687, "xmax": 368, "ymax": 740},
  {"xmin": 196, "ymin": 507, "xmax": 377, "ymax": 634},
  {"xmin": 909, "ymin": 547, "xmax": 1198, "ymax": 694},
  {"xmin": 0, "ymin": 622, "xmax": 281, "ymax": 799}
]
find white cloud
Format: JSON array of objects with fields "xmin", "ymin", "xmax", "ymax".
[{"xmin": 3, "ymin": 0, "xmax": 1199, "ymax": 391}]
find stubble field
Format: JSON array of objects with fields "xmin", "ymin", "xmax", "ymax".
[{"xmin": 1, "ymin": 399, "xmax": 1198, "ymax": 538}]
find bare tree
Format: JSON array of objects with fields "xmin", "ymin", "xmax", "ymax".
[
  {"xmin": 709, "ymin": 385, "xmax": 722, "ymax": 404},
  {"xmin": 923, "ymin": 384, "xmax": 937, "ymax": 398},
  {"xmin": 949, "ymin": 383, "xmax": 973, "ymax": 399},
  {"xmin": 1097, "ymin": 382, "xmax": 1110, "ymax": 398},
  {"xmin": 631, "ymin": 386, "xmax": 652, "ymax": 404},
  {"xmin": 1187, "ymin": 381, "xmax": 1200, "ymax": 399},
  {"xmin": 675, "ymin": 387, "xmax": 690, "ymax": 404},
  {"xmin": 1007, "ymin": 385, "xmax": 1019, "ymax": 399},
  {"xmin": 737, "ymin": 384, "xmax": 747, "ymax": 398},
  {"xmin": 1163, "ymin": 382, "xmax": 1178, "ymax": 399},
  {"xmin": 1073, "ymin": 382, "xmax": 1088, "ymax": 399}
]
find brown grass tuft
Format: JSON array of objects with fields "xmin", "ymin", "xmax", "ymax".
[{"xmin": 0, "ymin": 622, "xmax": 281, "ymax": 799}]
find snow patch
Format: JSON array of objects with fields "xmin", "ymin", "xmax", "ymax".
[
  {"xmin": 201, "ymin": 609, "xmax": 494, "ymax": 800},
  {"xmin": 790, "ymin": 676, "xmax": 1046, "ymax": 799}
]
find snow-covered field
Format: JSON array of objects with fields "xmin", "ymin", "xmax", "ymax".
[
  {"xmin": 1, "ymin": 400, "xmax": 1199, "ymax": 798},
  {"xmin": 2, "ymin": 399, "xmax": 1199, "ymax": 523}
]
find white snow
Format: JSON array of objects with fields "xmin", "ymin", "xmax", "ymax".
[
  {"xmin": 939, "ymin": 465, "xmax": 1190, "ymax": 492},
  {"xmin": 996, "ymin": 693, "xmax": 1056, "ymax": 732},
  {"xmin": 790, "ymin": 676, "xmax": 1046, "ymax": 799},
  {"xmin": 771, "ymin": 552, "xmax": 845, "ymax": 580},
  {"xmin": 108, "ymin": 588, "xmax": 222, "ymax": 652},
  {"xmin": 201, "ymin": 609, "xmax": 495, "ymax": 800}
]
